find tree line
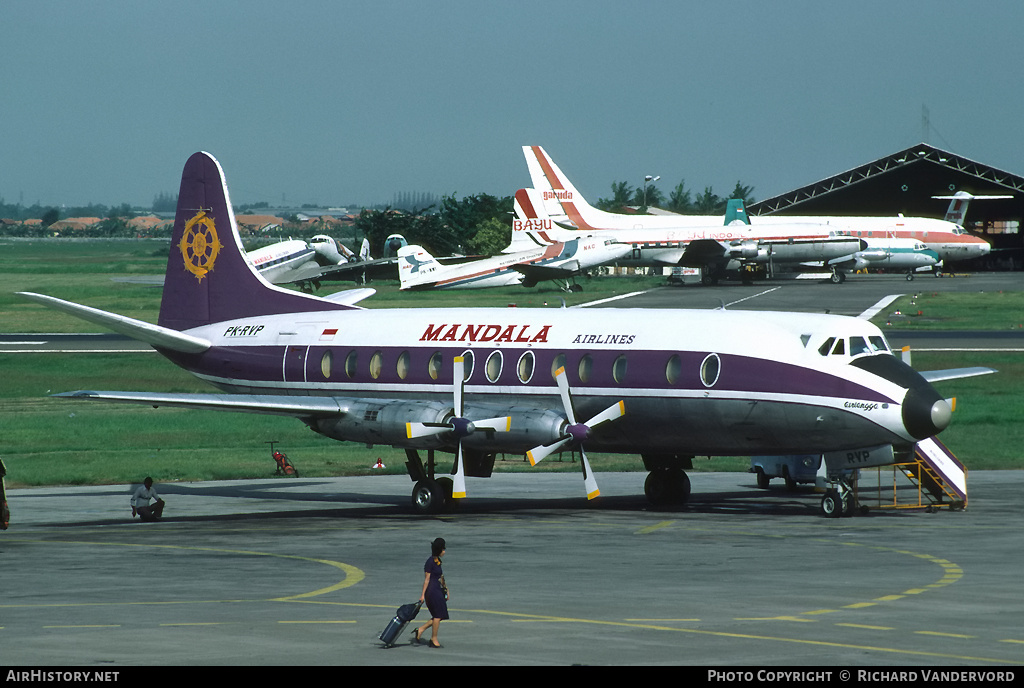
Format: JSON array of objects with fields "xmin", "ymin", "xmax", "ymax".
[{"xmin": 2, "ymin": 176, "xmax": 756, "ymax": 255}]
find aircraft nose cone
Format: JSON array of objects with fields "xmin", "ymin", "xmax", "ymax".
[{"xmin": 902, "ymin": 387, "xmax": 952, "ymax": 439}]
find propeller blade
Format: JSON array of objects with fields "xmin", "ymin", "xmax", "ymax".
[
  {"xmin": 451, "ymin": 443, "xmax": 467, "ymax": 499},
  {"xmin": 585, "ymin": 400, "xmax": 626, "ymax": 430},
  {"xmin": 579, "ymin": 447, "xmax": 600, "ymax": 500},
  {"xmin": 527, "ymin": 436, "xmax": 572, "ymax": 466},
  {"xmin": 553, "ymin": 366, "xmax": 577, "ymax": 424},
  {"xmin": 453, "ymin": 356, "xmax": 465, "ymax": 417},
  {"xmin": 473, "ymin": 416, "xmax": 512, "ymax": 433},
  {"xmin": 406, "ymin": 421, "xmax": 451, "ymax": 439}
]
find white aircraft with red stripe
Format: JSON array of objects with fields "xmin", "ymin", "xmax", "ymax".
[
  {"xmin": 523, "ymin": 145, "xmax": 992, "ymax": 264},
  {"xmin": 513, "ymin": 187, "xmax": 865, "ymax": 283},
  {"xmin": 18, "ymin": 152, "xmax": 993, "ymax": 515},
  {"xmin": 397, "ymin": 236, "xmax": 630, "ymax": 291}
]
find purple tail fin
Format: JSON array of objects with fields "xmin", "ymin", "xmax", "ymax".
[{"xmin": 158, "ymin": 152, "xmax": 349, "ymax": 331}]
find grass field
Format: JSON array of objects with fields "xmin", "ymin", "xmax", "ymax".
[{"xmin": 1, "ymin": 239, "xmax": 1019, "ymax": 487}]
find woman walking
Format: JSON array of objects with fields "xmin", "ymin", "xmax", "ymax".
[{"xmin": 413, "ymin": 538, "xmax": 448, "ymax": 648}]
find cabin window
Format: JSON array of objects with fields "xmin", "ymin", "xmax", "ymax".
[
  {"xmin": 461, "ymin": 350, "xmax": 475, "ymax": 381},
  {"xmin": 485, "ymin": 351, "xmax": 503, "ymax": 383},
  {"xmin": 428, "ymin": 352, "xmax": 443, "ymax": 381},
  {"xmin": 612, "ymin": 355, "xmax": 628, "ymax": 384},
  {"xmin": 551, "ymin": 353, "xmax": 566, "ymax": 380},
  {"xmin": 578, "ymin": 354, "xmax": 593, "ymax": 384},
  {"xmin": 665, "ymin": 354, "xmax": 681, "ymax": 385},
  {"xmin": 700, "ymin": 353, "xmax": 721, "ymax": 387},
  {"xmin": 396, "ymin": 351, "xmax": 410, "ymax": 380},
  {"xmin": 369, "ymin": 350, "xmax": 383, "ymax": 379},
  {"xmin": 517, "ymin": 351, "xmax": 535, "ymax": 384},
  {"xmin": 818, "ymin": 337, "xmax": 835, "ymax": 356},
  {"xmin": 320, "ymin": 350, "xmax": 333, "ymax": 379},
  {"xmin": 344, "ymin": 350, "xmax": 358, "ymax": 379}
]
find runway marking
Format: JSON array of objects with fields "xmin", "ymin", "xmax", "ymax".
[
  {"xmin": 634, "ymin": 520, "xmax": 674, "ymax": 534},
  {"xmin": 43, "ymin": 625, "xmax": 120, "ymax": 629},
  {"xmin": 837, "ymin": 623, "xmax": 895, "ymax": 631},
  {"xmin": 4, "ymin": 538, "xmax": 365, "ymax": 605},
  {"xmin": 455, "ymin": 612, "xmax": 1020, "ymax": 664},
  {"xmin": 725, "ymin": 287, "xmax": 781, "ymax": 308},
  {"xmin": 915, "ymin": 630, "xmax": 976, "ymax": 639},
  {"xmin": 575, "ymin": 291, "xmax": 652, "ymax": 308},
  {"xmin": 160, "ymin": 622, "xmax": 228, "ymax": 627}
]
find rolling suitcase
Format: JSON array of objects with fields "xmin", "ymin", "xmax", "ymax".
[{"xmin": 378, "ymin": 600, "xmax": 422, "ymax": 648}]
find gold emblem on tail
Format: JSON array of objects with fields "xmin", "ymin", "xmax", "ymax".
[{"xmin": 179, "ymin": 210, "xmax": 222, "ymax": 281}]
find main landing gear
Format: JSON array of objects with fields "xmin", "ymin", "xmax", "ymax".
[
  {"xmin": 406, "ymin": 448, "xmax": 455, "ymax": 514},
  {"xmin": 405, "ymin": 447, "xmax": 496, "ymax": 514},
  {"xmin": 642, "ymin": 455, "xmax": 694, "ymax": 508}
]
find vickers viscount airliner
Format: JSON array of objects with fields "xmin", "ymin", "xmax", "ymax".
[{"xmin": 18, "ymin": 152, "xmax": 991, "ymax": 515}]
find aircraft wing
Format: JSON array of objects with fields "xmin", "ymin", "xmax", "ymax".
[
  {"xmin": 315, "ymin": 257, "xmax": 398, "ymax": 283},
  {"xmin": 679, "ymin": 239, "xmax": 728, "ymax": 267},
  {"xmin": 513, "ymin": 261, "xmax": 580, "ymax": 282},
  {"xmin": 55, "ymin": 391, "xmax": 349, "ymax": 417},
  {"xmin": 920, "ymin": 367, "xmax": 997, "ymax": 383}
]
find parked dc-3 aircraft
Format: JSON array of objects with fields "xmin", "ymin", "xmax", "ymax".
[
  {"xmin": 523, "ymin": 145, "xmax": 992, "ymax": 265},
  {"xmin": 513, "ymin": 188, "xmax": 865, "ymax": 284},
  {"xmin": 398, "ymin": 236, "xmax": 630, "ymax": 291},
  {"xmin": 247, "ymin": 239, "xmax": 327, "ymax": 285},
  {"xmin": 19, "ymin": 152, "xmax": 993, "ymax": 515}
]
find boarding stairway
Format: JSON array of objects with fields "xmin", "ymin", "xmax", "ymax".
[{"xmin": 859, "ymin": 437, "xmax": 968, "ymax": 512}]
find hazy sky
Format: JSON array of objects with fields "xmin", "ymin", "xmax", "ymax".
[{"xmin": 4, "ymin": 0, "xmax": 1023, "ymax": 210}]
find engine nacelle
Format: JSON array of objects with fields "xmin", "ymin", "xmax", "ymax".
[
  {"xmin": 314, "ymin": 399, "xmax": 452, "ymax": 447},
  {"xmin": 729, "ymin": 239, "xmax": 760, "ymax": 260},
  {"xmin": 311, "ymin": 398, "xmax": 568, "ymax": 454}
]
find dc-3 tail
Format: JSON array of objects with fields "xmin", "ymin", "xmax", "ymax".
[{"xmin": 397, "ymin": 244, "xmax": 444, "ymax": 290}]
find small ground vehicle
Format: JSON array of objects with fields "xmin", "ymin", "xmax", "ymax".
[{"xmin": 750, "ymin": 454, "xmax": 820, "ymax": 490}]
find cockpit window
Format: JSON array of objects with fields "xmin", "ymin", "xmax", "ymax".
[
  {"xmin": 818, "ymin": 337, "xmax": 836, "ymax": 356},
  {"xmin": 869, "ymin": 335, "xmax": 890, "ymax": 353},
  {"xmin": 850, "ymin": 336, "xmax": 871, "ymax": 356},
  {"xmin": 831, "ymin": 339, "xmax": 845, "ymax": 356}
]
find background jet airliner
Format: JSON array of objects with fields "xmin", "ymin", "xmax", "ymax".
[
  {"xmin": 513, "ymin": 188, "xmax": 865, "ymax": 284},
  {"xmin": 398, "ymin": 236, "xmax": 630, "ymax": 290},
  {"xmin": 523, "ymin": 145, "xmax": 992, "ymax": 265},
  {"xmin": 18, "ymin": 152, "xmax": 992, "ymax": 515}
]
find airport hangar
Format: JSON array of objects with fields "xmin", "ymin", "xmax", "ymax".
[{"xmin": 747, "ymin": 142, "xmax": 1024, "ymax": 271}]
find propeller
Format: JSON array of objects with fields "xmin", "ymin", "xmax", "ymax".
[
  {"xmin": 526, "ymin": 366, "xmax": 625, "ymax": 500},
  {"xmin": 406, "ymin": 356, "xmax": 511, "ymax": 499}
]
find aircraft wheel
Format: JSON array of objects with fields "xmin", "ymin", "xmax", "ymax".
[
  {"xmin": 436, "ymin": 477, "xmax": 458, "ymax": 512},
  {"xmin": 821, "ymin": 489, "xmax": 843, "ymax": 518},
  {"xmin": 412, "ymin": 479, "xmax": 444, "ymax": 514},
  {"xmin": 644, "ymin": 468, "xmax": 690, "ymax": 508},
  {"xmin": 755, "ymin": 468, "xmax": 770, "ymax": 489},
  {"xmin": 830, "ymin": 270, "xmax": 846, "ymax": 284},
  {"xmin": 906, "ymin": 272, "xmax": 915, "ymax": 281}
]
